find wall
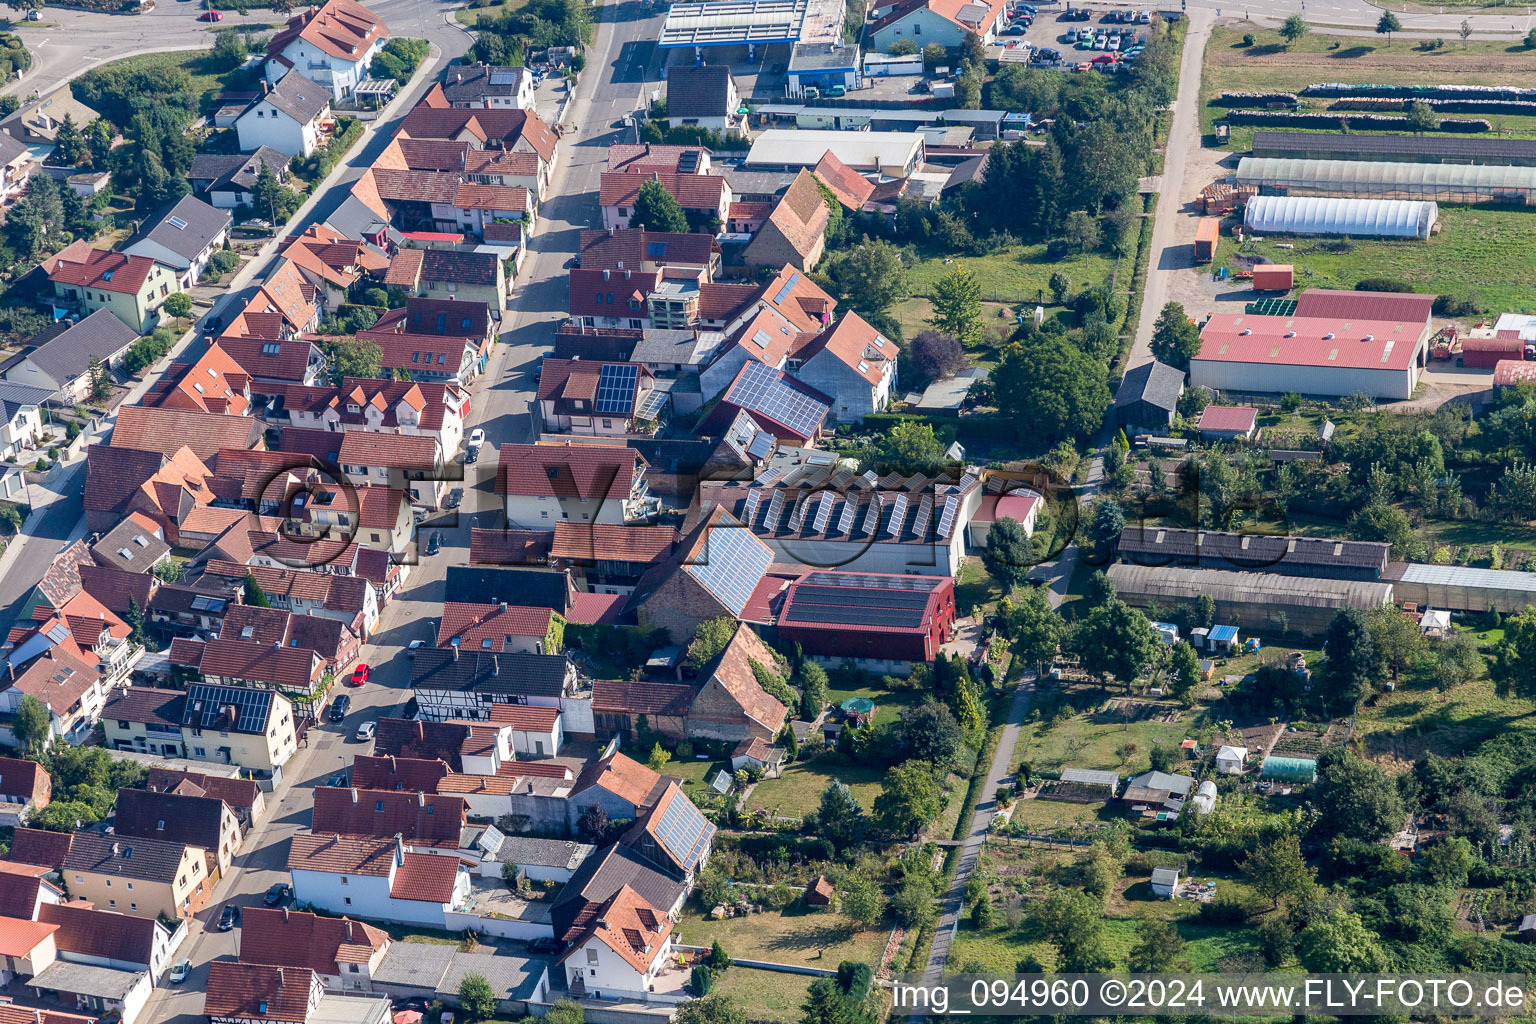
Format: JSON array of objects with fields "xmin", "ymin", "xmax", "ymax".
[
  {"xmin": 442, "ymin": 910, "xmax": 554, "ymax": 940},
  {"xmin": 237, "ymin": 105, "xmax": 315, "ymax": 159},
  {"xmin": 1188, "ymin": 355, "xmax": 1421, "ymax": 401}
]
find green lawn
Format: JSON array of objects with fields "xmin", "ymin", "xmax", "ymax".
[
  {"xmin": 751, "ymin": 761, "xmax": 886, "ymax": 818},
  {"xmin": 1212, "ymin": 204, "xmax": 1536, "ymax": 314},
  {"xmin": 1012, "ymin": 705, "xmax": 1197, "ymax": 776},
  {"xmin": 951, "ymin": 904, "xmax": 1264, "ymax": 973},
  {"xmin": 711, "ymin": 967, "xmax": 816, "ymax": 1023},
  {"xmin": 666, "ymin": 756, "xmax": 731, "ymax": 794},
  {"xmin": 955, "ymin": 555, "xmax": 1005, "ymax": 618},
  {"xmin": 905, "ymin": 246, "xmax": 1116, "ymax": 308},
  {"xmin": 677, "ymin": 904, "xmax": 889, "ymax": 968},
  {"xmin": 454, "ymin": 0, "xmax": 532, "ymax": 26},
  {"xmin": 1353, "ymin": 672, "xmax": 1536, "ymax": 761}
]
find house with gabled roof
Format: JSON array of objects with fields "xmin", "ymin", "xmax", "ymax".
[
  {"xmin": 600, "ymin": 171, "xmax": 732, "ymax": 232},
  {"xmin": 123, "ymin": 195, "xmax": 232, "ymax": 292},
  {"xmin": 496, "ymin": 441, "xmax": 655, "ymax": 529},
  {"xmin": 204, "ymin": 961, "xmax": 329, "ymax": 1024},
  {"xmin": 437, "ymin": 601, "xmax": 563, "ymax": 658},
  {"xmin": 382, "ymin": 248, "xmax": 509, "ymax": 322},
  {"xmin": 548, "ymin": 522, "xmax": 678, "ymax": 596},
  {"xmin": 262, "ymin": 0, "xmax": 390, "ymax": 101},
  {"xmin": 621, "ymin": 780, "xmax": 715, "ymax": 883},
  {"xmin": 441, "ymin": 62, "xmax": 535, "ymax": 111},
  {"xmin": 356, "ymin": 297, "xmax": 493, "ymax": 385},
  {"xmin": 287, "ymin": 834, "xmax": 470, "ymax": 929},
  {"xmin": 239, "ymin": 907, "xmax": 391, "ymax": 991},
  {"xmin": 100, "ymin": 684, "xmax": 298, "ymax": 772},
  {"xmin": 536, "ymin": 358, "xmax": 658, "ymax": 436},
  {"xmin": 567, "ymin": 748, "xmax": 668, "ymax": 832},
  {"xmin": 810, "ymin": 151, "xmax": 875, "ymax": 211},
  {"xmin": 397, "ymin": 106, "xmax": 557, "ymax": 171},
  {"xmin": 42, "ymin": 242, "xmax": 178, "ymax": 334},
  {"xmin": 786, "ymin": 309, "xmax": 899, "ymax": 422},
  {"xmin": 623, "ymin": 506, "xmax": 774, "ymax": 644},
  {"xmin": 579, "ymin": 229, "xmax": 719, "ymax": 279},
  {"xmin": 663, "ymin": 65, "xmax": 742, "ymax": 137},
  {"xmin": 743, "ymin": 170, "xmax": 829, "ymax": 272},
  {"xmin": 0, "ymin": 755, "xmax": 51, "ymax": 827},
  {"xmin": 271, "ymin": 377, "xmax": 468, "ymax": 456},
  {"xmin": 113, "ymin": 785, "xmax": 243, "ymax": 878},
  {"xmin": 278, "ymin": 225, "xmax": 389, "ymax": 310},
  {"xmin": 38, "ymin": 898, "xmax": 183, "ymax": 979},
  {"xmin": 62, "ymin": 831, "xmax": 212, "ymax": 921},
  {"xmin": 868, "ymin": 0, "xmax": 1007, "ymax": 49},
  {"xmin": 312, "ymin": 787, "xmax": 466, "ymax": 850},
  {"xmin": 145, "ymin": 767, "xmax": 265, "ymax": 827},
  {"xmin": 190, "ymin": 147, "xmax": 292, "ymax": 210},
  {"xmin": 557, "ymin": 884, "xmax": 679, "ymax": 1002},
  {"xmin": 171, "ymin": 636, "xmax": 327, "ymax": 697},
  {"xmin": 145, "ymin": 343, "xmax": 254, "ymax": 416},
  {"xmin": 236, "ymin": 70, "xmax": 335, "ymax": 158}
]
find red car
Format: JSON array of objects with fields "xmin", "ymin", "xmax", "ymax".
[
  {"xmin": 198, "ymin": 9, "xmax": 223, "ymax": 19},
  {"xmin": 348, "ymin": 664, "xmax": 370, "ymax": 687}
]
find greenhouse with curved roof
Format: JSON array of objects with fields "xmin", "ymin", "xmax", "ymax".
[
  {"xmin": 1236, "ymin": 157, "xmax": 1536, "ymax": 205},
  {"xmin": 1243, "ymin": 195, "xmax": 1439, "ymax": 240}
]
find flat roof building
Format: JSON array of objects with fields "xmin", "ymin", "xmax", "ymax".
[
  {"xmin": 744, "ymin": 129, "xmax": 925, "ymax": 177},
  {"xmin": 1117, "ymin": 527, "xmax": 1391, "ymax": 581}
]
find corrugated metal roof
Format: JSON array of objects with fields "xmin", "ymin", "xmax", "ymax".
[
  {"xmin": 1397, "ymin": 562, "xmax": 1536, "ymax": 594},
  {"xmin": 1243, "ymin": 195, "xmax": 1438, "ymax": 239},
  {"xmin": 1107, "ymin": 564, "xmax": 1394, "ymax": 609},
  {"xmin": 1236, "ymin": 156, "xmax": 1536, "ymax": 192}
]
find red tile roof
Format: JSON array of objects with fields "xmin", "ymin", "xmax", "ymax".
[
  {"xmin": 0, "ymin": 755, "xmax": 50, "ymax": 807},
  {"xmin": 572, "ymin": 750, "xmax": 664, "ymax": 810},
  {"xmin": 495, "ymin": 442, "xmax": 645, "ymax": 500},
  {"xmin": 469, "ymin": 527, "xmax": 552, "ymax": 565},
  {"xmin": 240, "ymin": 907, "xmax": 389, "ymax": 976},
  {"xmin": 608, "ymin": 144, "xmax": 709, "ymax": 174},
  {"xmin": 349, "ymin": 755, "xmax": 449, "ymax": 793},
  {"xmin": 558, "ymin": 884, "xmax": 671, "ymax": 973},
  {"xmin": 37, "ymin": 901, "xmax": 160, "ymax": 964},
  {"xmin": 438, "ymin": 601, "xmax": 554, "ymax": 649},
  {"xmin": 0, "ymin": 916, "xmax": 56, "ymax": 956},
  {"xmin": 485, "ymin": 704, "xmax": 561, "ymax": 731},
  {"xmin": 111, "ymin": 405, "xmax": 260, "ymax": 462},
  {"xmin": 195, "ymin": 636, "xmax": 324, "ymax": 689},
  {"xmin": 337, "ymin": 430, "xmax": 440, "ymax": 469},
  {"xmin": 792, "ymin": 310, "xmax": 896, "ymax": 386},
  {"xmin": 266, "ymin": 0, "xmax": 386, "ymax": 63},
  {"xmin": 591, "ymin": 678, "xmax": 694, "ymax": 717},
  {"xmin": 398, "ymin": 107, "xmax": 557, "ymax": 164},
  {"xmin": 44, "ymin": 245, "xmax": 160, "ymax": 295},
  {"xmin": 287, "ymin": 833, "xmax": 397, "ymax": 876},
  {"xmin": 568, "ymin": 267, "xmax": 658, "ymax": 320},
  {"xmin": 389, "ymin": 852, "xmax": 461, "ymax": 902},
  {"xmin": 550, "ymin": 522, "xmax": 677, "ymax": 563},
  {"xmin": 7, "ymin": 827, "xmax": 74, "ymax": 871},
  {"xmin": 579, "ymin": 229, "xmax": 717, "ymax": 269},
  {"xmin": 600, "ymin": 171, "xmax": 729, "ymax": 213},
  {"xmin": 204, "ymin": 961, "xmax": 320, "ymax": 1023},
  {"xmin": 311, "ymin": 787, "xmax": 466, "ymax": 847},
  {"xmin": 811, "ymin": 150, "xmax": 875, "ymax": 210},
  {"xmin": 1197, "ymin": 405, "xmax": 1258, "ymax": 432}
]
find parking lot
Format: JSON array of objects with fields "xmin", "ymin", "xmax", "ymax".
[{"xmin": 992, "ymin": 4, "xmax": 1153, "ymax": 70}]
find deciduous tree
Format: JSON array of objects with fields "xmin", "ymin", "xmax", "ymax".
[
  {"xmin": 928, "ymin": 266, "xmax": 984, "ymax": 346},
  {"xmin": 457, "ymin": 974, "xmax": 496, "ymax": 1022},
  {"xmin": 906, "ymin": 329, "xmax": 966, "ymax": 383},
  {"xmin": 1315, "ymin": 748, "xmax": 1404, "ymax": 841},
  {"xmin": 1280, "ymin": 13, "xmax": 1309, "ymax": 45},
  {"xmin": 1242, "ymin": 834, "xmax": 1314, "ymax": 909},
  {"xmin": 873, "ymin": 761, "xmax": 941, "ymax": 836},
  {"xmin": 1075, "ymin": 599, "xmax": 1159, "ymax": 688},
  {"xmin": 1150, "ymin": 302, "xmax": 1201, "ymax": 369},
  {"xmin": 982, "ymin": 516, "xmax": 1035, "ymax": 591},
  {"xmin": 837, "ymin": 873, "xmax": 883, "ymax": 929},
  {"xmin": 632, "ymin": 179, "xmax": 688, "ymax": 233},
  {"xmin": 1128, "ymin": 917, "xmax": 1190, "ymax": 972},
  {"xmin": 13, "ymin": 693, "xmax": 50, "ymax": 755}
]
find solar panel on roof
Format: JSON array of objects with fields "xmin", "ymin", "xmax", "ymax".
[
  {"xmin": 860, "ymin": 497, "xmax": 881, "ymax": 536},
  {"xmin": 743, "ymin": 488, "xmax": 764, "ymax": 524},
  {"xmin": 595, "ymin": 364, "xmax": 639, "ymax": 415},
  {"xmin": 772, "ymin": 272, "xmax": 802, "ymax": 306},
  {"xmin": 653, "ymin": 793, "xmax": 711, "ymax": 871},
  {"xmin": 754, "ymin": 466, "xmax": 785, "ymax": 487},
  {"xmin": 783, "ymin": 582, "xmax": 933, "ymax": 629},
  {"xmin": 186, "ymin": 683, "xmax": 272, "ymax": 733},
  {"xmin": 765, "ymin": 489, "xmax": 787, "ymax": 530},
  {"xmin": 911, "ymin": 495, "xmax": 934, "ymax": 538},
  {"xmin": 836, "ymin": 497, "xmax": 857, "ymax": 535},
  {"xmin": 746, "ymin": 431, "xmax": 774, "ymax": 460},
  {"xmin": 167, "ymin": 216, "xmax": 188, "ymax": 230},
  {"xmin": 812, "ymin": 493, "xmax": 834, "ymax": 533},
  {"xmin": 886, "ymin": 493, "xmax": 909, "ymax": 538},
  {"xmin": 489, "ymin": 71, "xmax": 521, "ymax": 85},
  {"xmin": 684, "ymin": 527, "xmax": 772, "ymax": 617},
  {"xmin": 788, "ymin": 493, "xmax": 806, "ymax": 532},
  {"xmin": 724, "ymin": 363, "xmax": 828, "ymax": 439},
  {"xmin": 936, "ymin": 495, "xmax": 960, "ymax": 539},
  {"xmin": 645, "ymin": 242, "xmax": 667, "ymax": 259}
]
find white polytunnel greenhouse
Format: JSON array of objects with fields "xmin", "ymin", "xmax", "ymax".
[
  {"xmin": 1243, "ymin": 195, "xmax": 1439, "ymax": 240},
  {"xmin": 1236, "ymin": 157, "xmax": 1536, "ymax": 205}
]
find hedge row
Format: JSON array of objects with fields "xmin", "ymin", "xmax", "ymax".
[
  {"xmin": 863, "ymin": 411, "xmax": 1019, "ymax": 441},
  {"xmin": 1216, "ymin": 90, "xmax": 1299, "ymax": 107},
  {"xmin": 1224, "ymin": 109, "xmax": 1492, "ymax": 133},
  {"xmin": 1329, "ymin": 97, "xmax": 1536, "ymax": 115},
  {"xmin": 1303, "ymin": 82, "xmax": 1536, "ymax": 101}
]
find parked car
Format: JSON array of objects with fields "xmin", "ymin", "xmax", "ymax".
[
  {"xmin": 330, "ymin": 694, "xmax": 351, "ymax": 721},
  {"xmin": 326, "ymin": 771, "xmax": 349, "ymax": 787},
  {"xmin": 170, "ymin": 960, "xmax": 192, "ymax": 983},
  {"xmin": 528, "ymin": 937, "xmax": 563, "ymax": 954},
  {"xmin": 218, "ymin": 905, "xmax": 239, "ymax": 931},
  {"xmin": 1108, "ymin": 36, "xmax": 1120, "ymax": 49},
  {"xmin": 349, "ymin": 663, "xmax": 370, "ymax": 687},
  {"xmin": 198, "ymin": 9, "xmax": 222, "ymax": 19},
  {"xmin": 1093, "ymin": 34, "xmax": 1107, "ymax": 48},
  {"xmin": 827, "ymin": 83, "xmax": 846, "ymax": 96},
  {"xmin": 1004, "ymin": 22, "xmax": 1026, "ymax": 33},
  {"xmin": 1138, "ymin": 10, "xmax": 1151, "ymax": 22},
  {"xmin": 355, "ymin": 721, "xmax": 377, "ymax": 742},
  {"xmin": 263, "ymin": 884, "xmax": 292, "ymax": 907},
  {"xmin": 425, "ymin": 532, "xmax": 441, "ymax": 556},
  {"xmin": 467, "ymin": 428, "xmax": 484, "ymax": 449}
]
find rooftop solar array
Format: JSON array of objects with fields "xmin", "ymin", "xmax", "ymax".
[
  {"xmin": 936, "ymin": 495, "xmax": 960, "ymax": 539},
  {"xmin": 911, "ymin": 495, "xmax": 934, "ymax": 539},
  {"xmin": 837, "ymin": 496, "xmax": 858, "ymax": 535},
  {"xmin": 595, "ymin": 364, "xmax": 639, "ymax": 415},
  {"xmin": 653, "ymin": 792, "xmax": 714, "ymax": 871},
  {"xmin": 885, "ymin": 493, "xmax": 909, "ymax": 538},
  {"xmin": 787, "ymin": 494, "xmax": 806, "ymax": 532},
  {"xmin": 1253, "ymin": 129, "xmax": 1536, "ymax": 165},
  {"xmin": 184, "ymin": 683, "xmax": 273, "ymax": 733},
  {"xmin": 860, "ymin": 497, "xmax": 882, "ymax": 536},
  {"xmin": 685, "ymin": 524, "xmax": 773, "ymax": 616},
  {"xmin": 724, "ymin": 361, "xmax": 829, "ymax": 439},
  {"xmin": 489, "ymin": 71, "xmax": 521, "ymax": 85},
  {"xmin": 746, "ymin": 430, "xmax": 774, "ymax": 460},
  {"xmin": 765, "ymin": 489, "xmax": 786, "ymax": 530},
  {"xmin": 743, "ymin": 489, "xmax": 764, "ymax": 523},
  {"xmin": 660, "ymin": 0, "xmax": 809, "ymax": 48},
  {"xmin": 772, "ymin": 272, "xmax": 802, "ymax": 306},
  {"xmin": 636, "ymin": 389, "xmax": 668, "ymax": 420},
  {"xmin": 783, "ymin": 577, "xmax": 938, "ymax": 629},
  {"xmin": 812, "ymin": 492, "xmax": 835, "ymax": 533}
]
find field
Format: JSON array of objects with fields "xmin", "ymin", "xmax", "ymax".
[
  {"xmin": 455, "ymin": 0, "xmax": 532, "ymax": 26},
  {"xmin": 1201, "ymin": 24, "xmax": 1536, "ymax": 147},
  {"xmin": 1353, "ymin": 670, "xmax": 1533, "ymax": 767},
  {"xmin": 677, "ymin": 904, "xmax": 890, "ymax": 968},
  {"xmin": 1012, "ymin": 699, "xmax": 1198, "ymax": 776},
  {"xmin": 1213, "ymin": 204, "xmax": 1536, "ymax": 314},
  {"xmin": 710, "ymin": 968, "xmax": 816, "ymax": 1023},
  {"xmin": 89, "ymin": 49, "xmax": 258, "ymax": 118}
]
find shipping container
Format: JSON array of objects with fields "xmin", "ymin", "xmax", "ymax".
[
  {"xmin": 1194, "ymin": 218, "xmax": 1220, "ymax": 263},
  {"xmin": 1251, "ymin": 264, "xmax": 1293, "ymax": 291}
]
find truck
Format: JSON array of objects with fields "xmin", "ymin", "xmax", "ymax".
[{"xmin": 1194, "ymin": 217, "xmax": 1220, "ymax": 263}]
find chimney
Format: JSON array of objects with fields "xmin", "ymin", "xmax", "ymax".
[
  {"xmin": 389, "ymin": 756, "xmax": 396, "ymax": 771},
  {"xmin": 453, "ymin": 644, "xmax": 460, "ymax": 661},
  {"xmin": 344, "ymin": 920, "xmax": 353, "ymax": 941},
  {"xmin": 31, "ymin": 1009, "xmax": 41, "ymax": 1024},
  {"xmin": 394, "ymin": 833, "xmax": 405, "ymax": 865},
  {"xmin": 602, "ymin": 269, "xmax": 610, "ymax": 282},
  {"xmin": 112, "ymin": 842, "xmax": 120, "ymax": 857},
  {"xmin": 278, "ymin": 968, "xmax": 284, "ymax": 988},
  {"xmin": 418, "ymin": 791, "xmax": 426, "ymax": 808},
  {"xmin": 261, "ymin": 79, "xmax": 271, "ymax": 96},
  {"xmin": 499, "ymin": 601, "xmax": 508, "ymax": 612}
]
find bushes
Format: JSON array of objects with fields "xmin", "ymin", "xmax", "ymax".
[
  {"xmin": 370, "ymin": 37, "xmax": 430, "ymax": 84},
  {"xmin": 1433, "ymin": 290, "xmax": 1482, "ymax": 317},
  {"xmin": 1223, "ymin": 108, "xmax": 1492, "ymax": 132},
  {"xmin": 1216, "ymin": 90, "xmax": 1299, "ymax": 107},
  {"xmin": 122, "ymin": 329, "xmax": 175, "ymax": 375},
  {"xmin": 1355, "ymin": 278, "xmax": 1416, "ymax": 293},
  {"xmin": 1302, "ymin": 82, "xmax": 1536, "ymax": 102}
]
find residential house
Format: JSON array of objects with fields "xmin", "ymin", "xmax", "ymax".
[
  {"xmin": 623, "ymin": 506, "xmax": 774, "ymax": 644},
  {"xmin": 198, "ymin": 560, "xmax": 379, "ymax": 639},
  {"xmin": 548, "ymin": 522, "xmax": 678, "ymax": 596},
  {"xmin": 123, "ymin": 196, "xmax": 232, "ymax": 292},
  {"xmin": 203, "ymin": 962, "xmax": 326, "ymax": 1024},
  {"xmin": 0, "ymin": 755, "xmax": 50, "ymax": 826},
  {"xmin": 171, "ymin": 636, "xmax": 327, "ymax": 697},
  {"xmin": 535, "ymin": 359, "xmax": 659, "ymax": 435},
  {"xmin": 607, "ymin": 144, "xmax": 712, "ymax": 176},
  {"xmin": 311, "ymin": 787, "xmax": 466, "ymax": 850},
  {"xmin": 76, "ymin": 564, "xmax": 160, "ymax": 633},
  {"xmin": 42, "ymin": 242, "xmax": 177, "ymax": 334},
  {"xmin": 359, "ymin": 166, "xmax": 534, "ymax": 242},
  {"xmin": 38, "ymin": 900, "xmax": 184, "ymax": 980},
  {"xmin": 145, "ymin": 343, "xmax": 253, "ymax": 416},
  {"xmin": 0, "ymin": 645, "xmax": 110, "ymax": 751},
  {"xmin": 0, "ymin": 86, "xmax": 100, "ymax": 147},
  {"xmin": 557, "ymin": 886, "xmax": 678, "ymax": 1002},
  {"xmin": 441, "ymin": 63, "xmax": 536, "ymax": 110},
  {"xmin": 488, "ymin": 837, "xmax": 592, "ymax": 883},
  {"xmin": 698, "ymin": 360, "xmax": 830, "ymax": 444},
  {"xmin": 100, "ymin": 684, "xmax": 299, "ymax": 772},
  {"xmin": 263, "ymin": 0, "xmax": 390, "ymax": 102},
  {"xmin": 337, "ymin": 431, "xmax": 446, "ymax": 508},
  {"xmin": 396, "ymin": 106, "xmax": 557, "ymax": 174},
  {"xmin": 566, "ymin": 749, "xmax": 667, "ymax": 832},
  {"xmin": 236, "ymin": 71, "xmax": 335, "ymax": 159},
  {"xmin": 775, "ymin": 571, "xmax": 956, "ymax": 670},
  {"xmin": 278, "ymin": 226, "xmax": 390, "ymax": 311},
  {"xmin": 89, "ymin": 515, "xmax": 171, "ymax": 575},
  {"xmin": 0, "ymin": 130, "xmax": 35, "ymax": 205},
  {"xmin": 220, "ymin": 605, "xmax": 360, "ymax": 677},
  {"xmin": 382, "ymin": 249, "xmax": 509, "ymax": 322},
  {"xmin": 81, "ymin": 444, "xmax": 214, "ymax": 547},
  {"xmin": 0, "ymin": 380, "xmax": 55, "ymax": 460},
  {"xmin": 240, "ymin": 261, "xmax": 324, "ymax": 336},
  {"xmin": 216, "ymin": 332, "xmax": 327, "ymax": 387},
  {"xmin": 867, "ymin": 0, "xmax": 1008, "ymax": 50},
  {"xmin": 375, "ymin": 709, "xmax": 569, "ymax": 768},
  {"xmin": 108, "ymin": 403, "xmax": 263, "ymax": 463},
  {"xmin": 787, "ymin": 311, "xmax": 898, "ymax": 422},
  {"xmin": 663, "ymin": 65, "xmax": 742, "ymax": 137},
  {"xmin": 549, "ymin": 842, "xmax": 687, "ymax": 950},
  {"xmin": 273, "ymin": 377, "xmax": 468, "ymax": 457},
  {"xmin": 61, "ymin": 832, "xmax": 211, "ymax": 921},
  {"xmin": 600, "ymin": 171, "xmax": 731, "ymax": 232},
  {"xmin": 437, "ymin": 601, "xmax": 563, "ymax": 657},
  {"xmin": 144, "ymin": 767, "xmax": 266, "ymax": 828},
  {"xmin": 189, "ymin": 148, "xmax": 292, "ymax": 210},
  {"xmin": 742, "ymin": 170, "xmax": 829, "ymax": 271},
  {"xmin": 287, "ymin": 834, "xmax": 471, "ymax": 929},
  {"xmin": 495, "ymin": 442, "xmax": 655, "ymax": 529},
  {"xmin": 579, "ymin": 229, "xmax": 718, "ymax": 280},
  {"xmin": 112, "ymin": 786, "xmax": 242, "ymax": 879},
  {"xmin": 357, "ymin": 297, "xmax": 494, "ymax": 384},
  {"xmin": 239, "ymin": 908, "xmax": 391, "ymax": 992},
  {"xmin": 408, "ymin": 649, "xmax": 588, "ymax": 734}
]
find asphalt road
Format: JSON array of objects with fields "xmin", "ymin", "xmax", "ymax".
[{"xmin": 130, "ymin": 3, "xmax": 665, "ymax": 1017}]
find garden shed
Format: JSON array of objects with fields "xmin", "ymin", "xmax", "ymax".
[
  {"xmin": 1261, "ymin": 755, "xmax": 1318, "ymax": 783},
  {"xmin": 1151, "ymin": 867, "xmax": 1180, "ymax": 898},
  {"xmin": 1243, "ymin": 196, "xmax": 1438, "ymax": 240}
]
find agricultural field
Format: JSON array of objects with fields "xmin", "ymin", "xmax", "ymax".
[{"xmin": 677, "ymin": 904, "xmax": 891, "ymax": 969}]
